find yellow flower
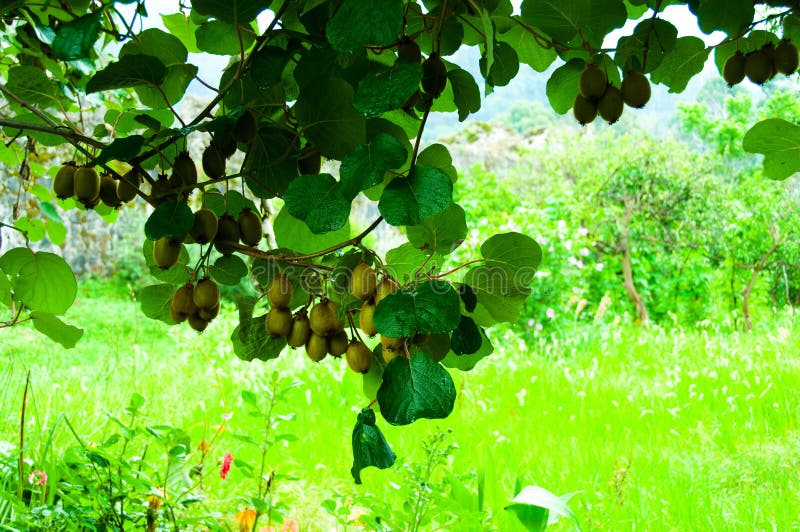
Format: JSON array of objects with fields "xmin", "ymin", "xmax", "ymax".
[{"xmin": 235, "ymin": 508, "xmax": 257, "ymax": 532}]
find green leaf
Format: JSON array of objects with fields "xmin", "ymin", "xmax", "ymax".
[
  {"xmin": 6, "ymin": 66, "xmax": 58, "ymax": 109},
  {"xmin": 743, "ymin": 119, "xmax": 800, "ymax": 180},
  {"xmin": 546, "ymin": 59, "xmax": 583, "ymax": 115},
  {"xmin": 477, "ymin": 232, "xmax": 542, "ymax": 284},
  {"xmin": 615, "ymin": 19, "xmax": 678, "ymax": 73},
  {"xmin": 86, "ymin": 54, "xmax": 168, "ymax": 93},
  {"xmin": 373, "ymin": 280, "xmax": 461, "ymax": 337},
  {"xmin": 498, "ymin": 23, "xmax": 557, "ymax": 72},
  {"xmin": 450, "ymin": 316, "xmax": 482, "ymax": 355},
  {"xmin": 448, "ymin": 68, "xmax": 481, "ymax": 121},
  {"xmin": 505, "ymin": 486, "xmax": 581, "ymax": 531},
  {"xmin": 295, "ymin": 77, "xmax": 366, "ymax": 159},
  {"xmin": 378, "ymin": 165, "xmax": 453, "ymax": 226},
  {"xmin": 351, "ymin": 407, "xmax": 397, "ymax": 484},
  {"xmin": 52, "ymin": 11, "xmax": 102, "ymax": 61},
  {"xmin": 417, "ymin": 144, "xmax": 457, "ymax": 181},
  {"xmin": 120, "ymin": 28, "xmax": 188, "ymax": 66},
  {"xmin": 479, "ymin": 41, "xmax": 519, "ymax": 87},
  {"xmin": 135, "ymin": 64, "xmax": 198, "ymax": 108},
  {"xmin": 696, "ymin": 0, "xmax": 753, "ymax": 36},
  {"xmin": 339, "ymin": 134, "xmax": 407, "ymax": 199},
  {"xmin": 3, "ymin": 250, "xmax": 77, "ymax": 315},
  {"xmin": 273, "ymin": 206, "xmax": 351, "ymax": 255},
  {"xmin": 232, "ymin": 297, "xmax": 287, "ymax": 362},
  {"xmin": 384, "ymin": 243, "xmax": 441, "ymax": 283},
  {"xmin": 195, "ymin": 20, "xmax": 256, "ymax": 55},
  {"xmin": 193, "ymin": 0, "xmax": 270, "ymax": 23},
  {"xmin": 139, "ymin": 284, "xmax": 176, "ymax": 324},
  {"xmin": 406, "ymin": 203, "xmax": 467, "ymax": 255},
  {"xmin": 161, "ymin": 13, "xmax": 200, "ymax": 53},
  {"xmin": 284, "ymin": 174, "xmax": 351, "ymax": 234},
  {"xmin": 442, "ymin": 329, "xmax": 494, "ymax": 371},
  {"xmin": 520, "ymin": 0, "xmax": 626, "ymax": 47},
  {"xmin": 210, "ymin": 255, "xmax": 249, "ymax": 286},
  {"xmin": 45, "ymin": 219, "xmax": 67, "ymax": 246},
  {"xmin": 90, "ymin": 135, "xmax": 144, "ymax": 167},
  {"xmin": 144, "ymin": 199, "xmax": 194, "ymax": 241},
  {"xmin": 143, "ymin": 239, "xmax": 190, "ymax": 285},
  {"xmin": 31, "ymin": 312, "xmax": 83, "ymax": 348},
  {"xmin": 242, "ymin": 126, "xmax": 298, "ymax": 198},
  {"xmin": 326, "ymin": 0, "xmax": 403, "ymax": 52},
  {"xmin": 649, "ymin": 36, "xmax": 709, "ymax": 93},
  {"xmin": 377, "ymin": 354, "xmax": 456, "ymax": 426},
  {"xmin": 354, "ymin": 61, "xmax": 423, "ymax": 117}
]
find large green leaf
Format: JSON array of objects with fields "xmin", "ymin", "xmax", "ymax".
[
  {"xmin": 135, "ymin": 64, "xmax": 198, "ymax": 108},
  {"xmin": 615, "ymin": 19, "xmax": 678, "ymax": 73},
  {"xmin": 326, "ymin": 0, "xmax": 403, "ymax": 52},
  {"xmin": 505, "ymin": 486, "xmax": 581, "ymax": 531},
  {"xmin": 339, "ymin": 134, "xmax": 407, "ymax": 200},
  {"xmin": 161, "ymin": 13, "xmax": 200, "ymax": 53},
  {"xmin": 377, "ymin": 354, "xmax": 456, "ymax": 426},
  {"xmin": 378, "ymin": 165, "xmax": 453, "ymax": 226},
  {"xmin": 31, "ymin": 312, "xmax": 83, "ymax": 348},
  {"xmin": 295, "ymin": 77, "xmax": 366, "ymax": 159},
  {"xmin": 144, "ymin": 199, "xmax": 194, "ymax": 241},
  {"xmin": 650, "ymin": 36, "xmax": 709, "ymax": 93},
  {"xmin": 384, "ymin": 243, "xmax": 441, "ymax": 283},
  {"xmin": 448, "ymin": 68, "xmax": 481, "ymax": 121},
  {"xmin": 351, "ymin": 407, "xmax": 396, "ymax": 484},
  {"xmin": 406, "ymin": 203, "xmax": 467, "ymax": 255},
  {"xmin": 273, "ymin": 206, "xmax": 351, "ymax": 255},
  {"xmin": 52, "ymin": 11, "xmax": 102, "ymax": 61},
  {"xmin": 450, "ymin": 315, "xmax": 482, "ymax": 355},
  {"xmin": 696, "ymin": 0, "xmax": 753, "ymax": 36},
  {"xmin": 477, "ymin": 232, "xmax": 542, "ymax": 285},
  {"xmin": 232, "ymin": 296, "xmax": 287, "ymax": 362},
  {"xmin": 743, "ymin": 119, "xmax": 800, "ymax": 181},
  {"xmin": 242, "ymin": 126, "xmax": 298, "ymax": 198},
  {"xmin": 209, "ymin": 255, "xmax": 248, "ymax": 286},
  {"xmin": 442, "ymin": 329, "xmax": 494, "ymax": 371},
  {"xmin": 284, "ymin": 174, "xmax": 351, "ymax": 234},
  {"xmin": 520, "ymin": 0, "xmax": 626, "ymax": 47},
  {"xmin": 1, "ymin": 249, "xmax": 77, "ymax": 316},
  {"xmin": 120, "ymin": 28, "xmax": 188, "ymax": 66},
  {"xmin": 498, "ymin": 23, "xmax": 557, "ymax": 72},
  {"xmin": 90, "ymin": 136, "xmax": 144, "ymax": 167},
  {"xmin": 373, "ymin": 280, "xmax": 461, "ymax": 337},
  {"xmin": 354, "ymin": 61, "xmax": 422, "ymax": 117},
  {"xmin": 195, "ymin": 20, "xmax": 256, "ymax": 55},
  {"xmin": 86, "ymin": 54, "xmax": 168, "ymax": 93},
  {"xmin": 139, "ymin": 284, "xmax": 176, "ymax": 324},
  {"xmin": 6, "ymin": 66, "xmax": 59, "ymax": 109},
  {"xmin": 546, "ymin": 59, "xmax": 583, "ymax": 115},
  {"xmin": 192, "ymin": 0, "xmax": 270, "ymax": 23},
  {"xmin": 479, "ymin": 41, "xmax": 519, "ymax": 87}
]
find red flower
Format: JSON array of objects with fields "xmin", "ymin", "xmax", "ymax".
[
  {"xmin": 28, "ymin": 470, "xmax": 47, "ymax": 487},
  {"xmin": 220, "ymin": 452, "xmax": 234, "ymax": 479}
]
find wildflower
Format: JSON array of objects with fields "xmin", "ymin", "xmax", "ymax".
[
  {"xmin": 235, "ymin": 508, "xmax": 256, "ymax": 532},
  {"xmin": 546, "ymin": 308, "xmax": 555, "ymax": 319},
  {"xmin": 527, "ymin": 319, "xmax": 535, "ymax": 327},
  {"xmin": 148, "ymin": 487, "xmax": 165, "ymax": 511},
  {"xmin": 27, "ymin": 470, "xmax": 47, "ymax": 487},
  {"xmin": 222, "ymin": 412, "xmax": 233, "ymax": 421},
  {"xmin": 221, "ymin": 451, "xmax": 234, "ymax": 479},
  {"xmin": 281, "ymin": 519, "xmax": 299, "ymax": 532}
]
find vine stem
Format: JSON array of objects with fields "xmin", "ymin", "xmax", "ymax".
[
  {"xmin": 429, "ymin": 258, "xmax": 486, "ymax": 279},
  {"xmin": 17, "ymin": 370, "xmax": 31, "ymax": 500}
]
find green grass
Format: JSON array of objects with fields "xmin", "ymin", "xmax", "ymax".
[{"xmin": 2, "ymin": 281, "xmax": 800, "ymax": 530}]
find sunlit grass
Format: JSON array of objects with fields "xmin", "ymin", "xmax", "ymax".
[{"xmin": 2, "ymin": 281, "xmax": 799, "ymax": 530}]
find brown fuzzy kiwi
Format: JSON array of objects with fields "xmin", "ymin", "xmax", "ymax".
[
  {"xmin": 422, "ymin": 53, "xmax": 448, "ymax": 97},
  {"xmin": 169, "ymin": 305, "xmax": 187, "ymax": 323},
  {"xmin": 53, "ymin": 162, "xmax": 77, "ymax": 199},
  {"xmin": 745, "ymin": 50, "xmax": 773, "ymax": 85},
  {"xmin": 215, "ymin": 131, "xmax": 238, "ymax": 158},
  {"xmin": 328, "ymin": 331, "xmax": 349, "ymax": 357},
  {"xmin": 723, "ymin": 51, "xmax": 746, "ymax": 86},
  {"xmin": 150, "ymin": 175, "xmax": 172, "ymax": 202},
  {"xmin": 349, "ymin": 262, "xmax": 377, "ymax": 300},
  {"xmin": 198, "ymin": 303, "xmax": 220, "ymax": 321},
  {"xmin": 116, "ymin": 170, "xmax": 141, "ymax": 203},
  {"xmin": 359, "ymin": 300, "xmax": 378, "ymax": 336},
  {"xmin": 193, "ymin": 278, "xmax": 220, "ymax": 309},
  {"xmin": 170, "ymin": 151, "xmax": 197, "ymax": 188},
  {"xmin": 775, "ymin": 39, "xmax": 799, "ymax": 75},
  {"xmin": 346, "ymin": 340, "xmax": 373, "ymax": 374},
  {"xmin": 187, "ymin": 313, "xmax": 209, "ymax": 332},
  {"xmin": 190, "ymin": 208, "xmax": 218, "ymax": 245},
  {"xmin": 374, "ymin": 278, "xmax": 399, "ymax": 306},
  {"xmin": 309, "ymin": 299, "xmax": 343, "ymax": 336},
  {"xmin": 621, "ymin": 71, "xmax": 651, "ymax": 109},
  {"xmin": 237, "ymin": 208, "xmax": 263, "ymax": 247},
  {"xmin": 598, "ymin": 85, "xmax": 624, "ymax": 124},
  {"xmin": 267, "ymin": 273, "xmax": 293, "ymax": 309},
  {"xmin": 297, "ymin": 148, "xmax": 322, "ymax": 175},
  {"xmin": 398, "ymin": 37, "xmax": 422, "ymax": 63},
  {"xmin": 287, "ymin": 311, "xmax": 311, "ymax": 348},
  {"xmin": 579, "ymin": 64, "xmax": 608, "ymax": 100},
  {"xmin": 74, "ymin": 166, "xmax": 101, "ymax": 204},
  {"xmin": 232, "ymin": 110, "xmax": 258, "ymax": 144},
  {"xmin": 153, "ymin": 237, "xmax": 181, "ymax": 270},
  {"xmin": 99, "ymin": 173, "xmax": 122, "ymax": 208},
  {"xmin": 172, "ymin": 284, "xmax": 199, "ymax": 316},
  {"xmin": 573, "ymin": 94, "xmax": 598, "ymax": 126},
  {"xmin": 305, "ymin": 333, "xmax": 328, "ymax": 362},
  {"xmin": 202, "ymin": 143, "xmax": 226, "ymax": 179},
  {"xmin": 266, "ymin": 307, "xmax": 293, "ymax": 338},
  {"xmin": 381, "ymin": 336, "xmax": 404, "ymax": 364},
  {"xmin": 214, "ymin": 214, "xmax": 240, "ymax": 255}
]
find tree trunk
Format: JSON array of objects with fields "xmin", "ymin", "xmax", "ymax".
[
  {"xmin": 741, "ymin": 243, "xmax": 778, "ymax": 332},
  {"xmin": 619, "ymin": 234, "xmax": 649, "ymax": 326}
]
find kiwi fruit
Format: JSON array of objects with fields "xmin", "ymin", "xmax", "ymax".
[
  {"xmin": 193, "ymin": 278, "xmax": 220, "ymax": 310},
  {"xmin": 198, "ymin": 303, "xmax": 220, "ymax": 321},
  {"xmin": 172, "ymin": 284, "xmax": 199, "ymax": 316},
  {"xmin": 398, "ymin": 37, "xmax": 422, "ymax": 63},
  {"xmin": 309, "ymin": 299, "xmax": 343, "ymax": 336},
  {"xmin": 153, "ymin": 237, "xmax": 181, "ymax": 270},
  {"xmin": 722, "ymin": 51, "xmax": 746, "ymax": 86},
  {"xmin": 381, "ymin": 337, "xmax": 403, "ymax": 364},
  {"xmin": 169, "ymin": 305, "xmax": 187, "ymax": 323},
  {"xmin": 745, "ymin": 50, "xmax": 773, "ymax": 85},
  {"xmin": 774, "ymin": 39, "xmax": 799, "ymax": 75},
  {"xmin": 201, "ymin": 143, "xmax": 226, "ymax": 179},
  {"xmin": 621, "ymin": 71, "xmax": 651, "ymax": 109},
  {"xmin": 579, "ymin": 64, "xmax": 608, "ymax": 100},
  {"xmin": 359, "ymin": 300, "xmax": 378, "ymax": 336},
  {"xmin": 422, "ymin": 53, "xmax": 448, "ymax": 97},
  {"xmin": 287, "ymin": 311, "xmax": 311, "ymax": 348},
  {"xmin": 187, "ymin": 313, "xmax": 209, "ymax": 332},
  {"xmin": 374, "ymin": 278, "xmax": 399, "ymax": 305},
  {"xmin": 150, "ymin": 175, "xmax": 172, "ymax": 202},
  {"xmin": 238, "ymin": 208, "xmax": 262, "ymax": 247},
  {"xmin": 74, "ymin": 166, "xmax": 101, "ymax": 204},
  {"xmin": 350, "ymin": 262, "xmax": 377, "ymax": 300},
  {"xmin": 190, "ymin": 208, "xmax": 218, "ymax": 244},
  {"xmin": 297, "ymin": 148, "xmax": 322, "ymax": 175},
  {"xmin": 53, "ymin": 162, "xmax": 77, "ymax": 199},
  {"xmin": 266, "ymin": 307, "xmax": 293, "ymax": 338},
  {"xmin": 99, "ymin": 173, "xmax": 121, "ymax": 208},
  {"xmin": 328, "ymin": 331, "xmax": 349, "ymax": 357},
  {"xmin": 762, "ymin": 42, "xmax": 778, "ymax": 79},
  {"xmin": 346, "ymin": 340, "xmax": 373, "ymax": 374},
  {"xmin": 598, "ymin": 85, "xmax": 624, "ymax": 124},
  {"xmin": 117, "ymin": 170, "xmax": 141, "ymax": 203},
  {"xmin": 232, "ymin": 109, "xmax": 258, "ymax": 143},
  {"xmin": 572, "ymin": 94, "xmax": 598, "ymax": 126},
  {"xmin": 215, "ymin": 130, "xmax": 238, "ymax": 158},
  {"xmin": 171, "ymin": 151, "xmax": 198, "ymax": 188},
  {"xmin": 267, "ymin": 273, "xmax": 293, "ymax": 309},
  {"xmin": 214, "ymin": 214, "xmax": 240, "ymax": 255},
  {"xmin": 305, "ymin": 333, "xmax": 328, "ymax": 362}
]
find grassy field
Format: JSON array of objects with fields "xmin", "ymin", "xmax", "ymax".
[{"xmin": 2, "ymin": 281, "xmax": 800, "ymax": 531}]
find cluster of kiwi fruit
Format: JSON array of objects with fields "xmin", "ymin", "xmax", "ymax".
[
  {"xmin": 723, "ymin": 39, "xmax": 799, "ymax": 86},
  {"xmin": 572, "ymin": 63, "xmax": 651, "ymax": 126},
  {"xmin": 53, "ymin": 162, "xmax": 142, "ymax": 209},
  {"xmin": 169, "ymin": 277, "xmax": 220, "ymax": 332},
  {"xmin": 397, "ymin": 37, "xmax": 448, "ymax": 112}
]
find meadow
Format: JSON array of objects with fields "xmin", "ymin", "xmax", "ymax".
[{"xmin": 2, "ymin": 280, "xmax": 799, "ymax": 531}]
